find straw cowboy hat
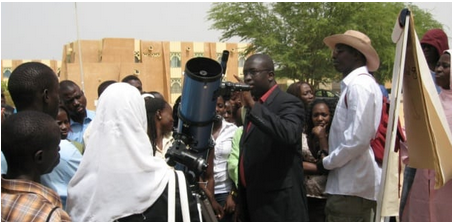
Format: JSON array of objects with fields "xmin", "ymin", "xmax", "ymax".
[{"xmin": 323, "ymin": 30, "xmax": 380, "ymax": 72}]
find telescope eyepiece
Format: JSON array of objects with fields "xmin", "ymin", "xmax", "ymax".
[{"xmin": 220, "ymin": 81, "xmax": 251, "ymax": 92}]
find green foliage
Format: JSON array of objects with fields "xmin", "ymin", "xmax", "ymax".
[
  {"xmin": 208, "ymin": 2, "xmax": 444, "ymax": 88},
  {"xmin": 1, "ymin": 80, "xmax": 7, "ymax": 92},
  {"xmin": 1, "ymin": 80, "xmax": 14, "ymax": 107}
]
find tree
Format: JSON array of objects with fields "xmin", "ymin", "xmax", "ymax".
[
  {"xmin": 1, "ymin": 80, "xmax": 14, "ymax": 107},
  {"xmin": 208, "ymin": 2, "xmax": 443, "ymax": 88}
]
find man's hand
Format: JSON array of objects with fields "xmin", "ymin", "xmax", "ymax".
[
  {"xmin": 234, "ymin": 75, "xmax": 255, "ymax": 109},
  {"xmin": 224, "ymin": 193, "xmax": 236, "ymax": 214},
  {"xmin": 211, "ymin": 199, "xmax": 224, "ymax": 220},
  {"xmin": 241, "ymin": 91, "xmax": 255, "ymax": 109}
]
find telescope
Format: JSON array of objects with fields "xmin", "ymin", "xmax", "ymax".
[
  {"xmin": 165, "ymin": 51, "xmax": 250, "ymax": 222},
  {"xmin": 165, "ymin": 52, "xmax": 250, "ymax": 175},
  {"xmin": 165, "ymin": 56, "xmax": 221, "ymax": 173}
]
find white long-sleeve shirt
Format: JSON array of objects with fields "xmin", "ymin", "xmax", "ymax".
[
  {"xmin": 323, "ymin": 66, "xmax": 383, "ymax": 201},
  {"xmin": 213, "ymin": 119, "xmax": 238, "ymax": 195}
]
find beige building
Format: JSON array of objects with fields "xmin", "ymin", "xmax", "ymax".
[
  {"xmin": 2, "ymin": 38, "xmax": 250, "ymax": 110},
  {"xmin": 2, "ymin": 38, "xmax": 347, "ymax": 111},
  {"xmin": 1, "ymin": 59, "xmax": 61, "ymax": 79}
]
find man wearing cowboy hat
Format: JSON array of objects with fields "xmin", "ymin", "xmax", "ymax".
[{"xmin": 318, "ymin": 30, "xmax": 383, "ymax": 222}]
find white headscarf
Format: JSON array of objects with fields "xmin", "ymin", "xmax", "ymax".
[{"xmin": 66, "ymin": 83, "xmax": 172, "ymax": 221}]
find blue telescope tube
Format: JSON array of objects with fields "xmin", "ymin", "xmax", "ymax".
[{"xmin": 178, "ymin": 57, "xmax": 223, "ymax": 151}]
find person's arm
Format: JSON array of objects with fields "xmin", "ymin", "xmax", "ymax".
[
  {"xmin": 224, "ymin": 128, "xmax": 242, "ymax": 215},
  {"xmin": 399, "ymin": 127, "xmax": 409, "ymax": 165},
  {"xmin": 304, "ymin": 129, "xmax": 329, "ymax": 175},
  {"xmin": 199, "ymin": 147, "xmax": 224, "ymax": 219},
  {"xmin": 224, "ymin": 185, "xmax": 237, "ymax": 214},
  {"xmin": 312, "ymin": 125, "xmax": 329, "ymax": 153},
  {"xmin": 303, "ymin": 161, "xmax": 318, "ymax": 174},
  {"xmin": 247, "ymin": 93, "xmax": 304, "ymax": 146},
  {"xmin": 227, "ymin": 127, "xmax": 242, "ymax": 187},
  {"xmin": 302, "ymin": 133, "xmax": 322, "ymax": 174}
]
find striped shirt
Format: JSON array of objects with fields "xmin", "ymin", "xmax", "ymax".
[{"xmin": 1, "ymin": 177, "xmax": 71, "ymax": 222}]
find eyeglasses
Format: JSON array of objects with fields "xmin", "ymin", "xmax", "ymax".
[{"xmin": 243, "ymin": 69, "xmax": 272, "ymax": 77}]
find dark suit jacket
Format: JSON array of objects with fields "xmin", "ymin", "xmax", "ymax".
[{"xmin": 238, "ymin": 86, "xmax": 309, "ymax": 222}]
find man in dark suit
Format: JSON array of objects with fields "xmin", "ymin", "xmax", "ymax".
[{"xmin": 237, "ymin": 54, "xmax": 309, "ymax": 222}]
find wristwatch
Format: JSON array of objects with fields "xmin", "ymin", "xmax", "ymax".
[{"xmin": 230, "ymin": 190, "xmax": 238, "ymax": 197}]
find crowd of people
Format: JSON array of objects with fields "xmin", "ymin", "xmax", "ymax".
[{"xmin": 1, "ymin": 27, "xmax": 451, "ymax": 222}]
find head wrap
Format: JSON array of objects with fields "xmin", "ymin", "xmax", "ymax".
[
  {"xmin": 67, "ymin": 83, "xmax": 172, "ymax": 221},
  {"xmin": 421, "ymin": 29, "xmax": 449, "ymax": 58}
]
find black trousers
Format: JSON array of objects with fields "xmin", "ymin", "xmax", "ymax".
[{"xmin": 117, "ymin": 174, "xmax": 200, "ymax": 222}]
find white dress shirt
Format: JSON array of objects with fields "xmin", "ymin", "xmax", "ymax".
[{"xmin": 323, "ymin": 66, "xmax": 383, "ymax": 201}]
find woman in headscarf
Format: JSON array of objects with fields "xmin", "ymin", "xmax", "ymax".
[
  {"xmin": 400, "ymin": 29, "xmax": 450, "ymax": 216},
  {"xmin": 436, "ymin": 50, "xmax": 452, "ymax": 123},
  {"xmin": 66, "ymin": 83, "xmax": 199, "ymax": 222},
  {"xmin": 420, "ymin": 28, "xmax": 449, "ymax": 92},
  {"xmin": 401, "ymin": 50, "xmax": 452, "ymax": 222}
]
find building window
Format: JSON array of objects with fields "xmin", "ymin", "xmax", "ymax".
[
  {"xmin": 170, "ymin": 54, "xmax": 181, "ymax": 68},
  {"xmin": 239, "ymin": 56, "xmax": 245, "ymax": 67},
  {"xmin": 171, "ymin": 56, "xmax": 181, "ymax": 68},
  {"xmin": 171, "ymin": 78, "xmax": 182, "ymax": 94},
  {"xmin": 216, "ymin": 53, "xmax": 222, "ymax": 64},
  {"xmin": 3, "ymin": 69, "xmax": 11, "ymax": 79}
]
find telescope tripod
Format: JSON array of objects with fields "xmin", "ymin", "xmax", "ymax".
[
  {"xmin": 190, "ymin": 183, "xmax": 218, "ymax": 222},
  {"xmin": 184, "ymin": 170, "xmax": 218, "ymax": 222},
  {"xmin": 167, "ymin": 115, "xmax": 220, "ymax": 222}
]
